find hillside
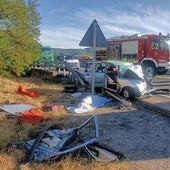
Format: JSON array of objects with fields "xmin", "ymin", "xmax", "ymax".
[{"xmin": 52, "ymin": 47, "xmax": 93, "ymax": 57}]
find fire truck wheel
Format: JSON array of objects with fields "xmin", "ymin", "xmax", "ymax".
[
  {"xmin": 122, "ymin": 87, "xmax": 135, "ymax": 100},
  {"xmin": 143, "ymin": 64, "xmax": 155, "ymax": 77}
]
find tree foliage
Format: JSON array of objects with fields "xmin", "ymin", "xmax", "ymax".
[{"xmin": 0, "ymin": 0, "xmax": 41, "ymax": 77}]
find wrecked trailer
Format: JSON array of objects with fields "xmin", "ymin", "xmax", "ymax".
[{"xmin": 84, "ymin": 60, "xmax": 147, "ymax": 99}]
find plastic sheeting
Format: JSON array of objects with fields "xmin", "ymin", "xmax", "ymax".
[
  {"xmin": 0, "ymin": 104, "xmax": 34, "ymax": 115},
  {"xmin": 67, "ymin": 94, "xmax": 112, "ymax": 114}
]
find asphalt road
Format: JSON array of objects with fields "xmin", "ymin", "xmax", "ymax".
[{"xmin": 152, "ymin": 71, "xmax": 170, "ymax": 89}]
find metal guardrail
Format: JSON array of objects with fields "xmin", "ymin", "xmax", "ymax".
[{"xmin": 64, "ymin": 61, "xmax": 86, "ymax": 87}]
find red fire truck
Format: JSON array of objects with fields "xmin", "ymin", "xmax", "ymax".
[{"xmin": 107, "ymin": 33, "xmax": 170, "ymax": 76}]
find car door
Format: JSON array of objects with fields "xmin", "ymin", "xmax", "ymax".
[{"xmin": 84, "ymin": 63, "xmax": 105, "ymax": 87}]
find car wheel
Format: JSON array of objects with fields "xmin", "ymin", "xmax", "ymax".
[{"xmin": 122, "ymin": 87, "xmax": 135, "ymax": 100}]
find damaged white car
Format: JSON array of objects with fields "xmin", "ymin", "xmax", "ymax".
[{"xmin": 84, "ymin": 60, "xmax": 147, "ymax": 99}]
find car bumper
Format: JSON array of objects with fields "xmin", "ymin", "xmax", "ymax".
[
  {"xmin": 134, "ymin": 81, "xmax": 147, "ymax": 97},
  {"xmin": 165, "ymin": 62, "xmax": 170, "ymax": 70}
]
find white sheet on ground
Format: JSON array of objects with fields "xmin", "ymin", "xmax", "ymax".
[
  {"xmin": 67, "ymin": 94, "xmax": 112, "ymax": 113},
  {"xmin": 0, "ymin": 104, "xmax": 34, "ymax": 115}
]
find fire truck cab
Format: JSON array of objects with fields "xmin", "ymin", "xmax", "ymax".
[{"xmin": 107, "ymin": 33, "xmax": 170, "ymax": 76}]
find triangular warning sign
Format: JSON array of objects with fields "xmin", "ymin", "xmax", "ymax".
[{"xmin": 79, "ymin": 19, "xmax": 109, "ymax": 48}]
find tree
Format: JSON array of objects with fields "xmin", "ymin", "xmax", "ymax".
[{"xmin": 0, "ymin": 0, "xmax": 41, "ymax": 77}]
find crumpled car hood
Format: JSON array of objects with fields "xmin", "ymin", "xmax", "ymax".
[{"xmin": 123, "ymin": 65, "xmax": 144, "ymax": 80}]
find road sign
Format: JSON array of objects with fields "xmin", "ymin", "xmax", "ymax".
[
  {"xmin": 79, "ymin": 19, "xmax": 108, "ymax": 94},
  {"xmin": 79, "ymin": 19, "xmax": 108, "ymax": 48}
]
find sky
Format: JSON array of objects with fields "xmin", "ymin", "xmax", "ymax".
[{"xmin": 38, "ymin": 0, "xmax": 170, "ymax": 49}]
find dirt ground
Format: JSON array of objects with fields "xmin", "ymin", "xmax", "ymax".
[
  {"xmin": 0, "ymin": 75, "xmax": 169, "ymax": 170},
  {"xmin": 67, "ymin": 91, "xmax": 170, "ymax": 170}
]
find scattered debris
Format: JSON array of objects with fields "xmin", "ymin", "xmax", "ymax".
[
  {"xmin": 84, "ymin": 142, "xmax": 125, "ymax": 163},
  {"xmin": 0, "ymin": 104, "xmax": 34, "ymax": 115},
  {"xmin": 7, "ymin": 115, "xmax": 124, "ymax": 163},
  {"xmin": 18, "ymin": 108, "xmax": 47, "ymax": 124},
  {"xmin": 41, "ymin": 103, "xmax": 63, "ymax": 112},
  {"xmin": 8, "ymin": 115, "xmax": 99, "ymax": 162},
  {"xmin": 17, "ymin": 86, "xmax": 39, "ymax": 97}
]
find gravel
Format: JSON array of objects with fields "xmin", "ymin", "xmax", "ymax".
[{"xmin": 70, "ymin": 98, "xmax": 170, "ymax": 170}]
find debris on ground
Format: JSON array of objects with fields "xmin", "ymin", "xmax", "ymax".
[
  {"xmin": 67, "ymin": 94, "xmax": 112, "ymax": 114},
  {"xmin": 18, "ymin": 108, "xmax": 47, "ymax": 124},
  {"xmin": 0, "ymin": 104, "xmax": 34, "ymax": 115},
  {"xmin": 17, "ymin": 85, "xmax": 39, "ymax": 97}
]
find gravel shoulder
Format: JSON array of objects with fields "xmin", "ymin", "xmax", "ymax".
[{"xmin": 69, "ymin": 96, "xmax": 170, "ymax": 170}]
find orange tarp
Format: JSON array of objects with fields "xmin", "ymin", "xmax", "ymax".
[
  {"xmin": 17, "ymin": 86, "xmax": 39, "ymax": 97},
  {"xmin": 18, "ymin": 108, "xmax": 47, "ymax": 124}
]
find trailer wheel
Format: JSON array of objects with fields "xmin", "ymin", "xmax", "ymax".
[{"xmin": 122, "ymin": 87, "xmax": 135, "ymax": 100}]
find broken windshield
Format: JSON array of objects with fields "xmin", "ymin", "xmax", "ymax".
[{"xmin": 117, "ymin": 64, "xmax": 133, "ymax": 76}]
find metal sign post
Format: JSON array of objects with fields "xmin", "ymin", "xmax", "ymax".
[{"xmin": 91, "ymin": 22, "xmax": 97, "ymax": 94}]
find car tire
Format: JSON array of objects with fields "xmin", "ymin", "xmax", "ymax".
[{"xmin": 122, "ymin": 87, "xmax": 135, "ymax": 100}]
